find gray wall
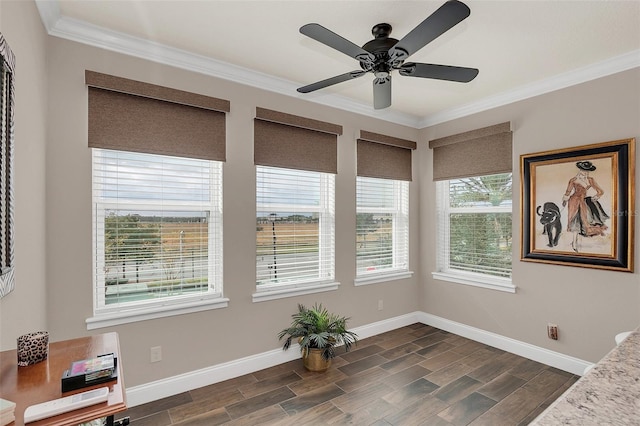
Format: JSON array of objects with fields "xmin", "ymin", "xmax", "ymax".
[
  {"xmin": 418, "ymin": 68, "xmax": 640, "ymax": 363},
  {"xmin": 43, "ymin": 36, "xmax": 421, "ymax": 386},
  {"xmin": 0, "ymin": 0, "xmax": 638, "ymax": 390},
  {"xmin": 0, "ymin": 0, "xmax": 49, "ymax": 347}
]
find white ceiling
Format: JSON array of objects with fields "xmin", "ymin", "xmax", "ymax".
[{"xmin": 37, "ymin": 1, "xmax": 640, "ymax": 128}]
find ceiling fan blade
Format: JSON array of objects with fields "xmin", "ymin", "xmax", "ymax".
[
  {"xmin": 389, "ymin": 0, "xmax": 471, "ymax": 61},
  {"xmin": 399, "ymin": 63, "xmax": 478, "ymax": 82},
  {"xmin": 297, "ymin": 70, "xmax": 367, "ymax": 93},
  {"xmin": 373, "ymin": 76, "xmax": 391, "ymax": 110},
  {"xmin": 300, "ymin": 23, "xmax": 375, "ymax": 63}
]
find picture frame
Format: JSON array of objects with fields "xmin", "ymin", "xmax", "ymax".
[
  {"xmin": 0, "ymin": 32, "xmax": 16, "ymax": 298},
  {"xmin": 520, "ymin": 138, "xmax": 635, "ymax": 272}
]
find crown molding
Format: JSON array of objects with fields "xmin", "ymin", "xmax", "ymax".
[
  {"xmin": 419, "ymin": 49, "xmax": 640, "ymax": 128},
  {"xmin": 34, "ymin": 0, "xmax": 59, "ymax": 33},
  {"xmin": 34, "ymin": 0, "xmax": 422, "ymax": 128},
  {"xmin": 36, "ymin": 0, "xmax": 640, "ymax": 130}
]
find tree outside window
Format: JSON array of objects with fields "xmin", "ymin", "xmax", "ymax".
[{"xmin": 440, "ymin": 173, "xmax": 512, "ymax": 279}]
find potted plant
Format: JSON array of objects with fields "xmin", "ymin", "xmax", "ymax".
[{"xmin": 278, "ymin": 303, "xmax": 358, "ymax": 372}]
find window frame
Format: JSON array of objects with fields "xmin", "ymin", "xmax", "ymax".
[
  {"xmin": 434, "ymin": 174, "xmax": 516, "ymax": 293},
  {"xmin": 253, "ymin": 165, "xmax": 338, "ymax": 302},
  {"xmin": 88, "ymin": 149, "xmax": 228, "ymax": 329},
  {"xmin": 355, "ymin": 177, "xmax": 412, "ymax": 286}
]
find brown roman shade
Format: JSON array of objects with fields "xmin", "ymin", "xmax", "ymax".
[
  {"xmin": 254, "ymin": 107, "xmax": 342, "ymax": 173},
  {"xmin": 86, "ymin": 70, "xmax": 230, "ymax": 161},
  {"xmin": 357, "ymin": 131, "xmax": 417, "ymax": 181},
  {"xmin": 429, "ymin": 122, "xmax": 512, "ymax": 181}
]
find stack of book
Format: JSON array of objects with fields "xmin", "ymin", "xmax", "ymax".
[
  {"xmin": 61, "ymin": 353, "xmax": 117, "ymax": 392},
  {"xmin": 0, "ymin": 398, "xmax": 16, "ymax": 426}
]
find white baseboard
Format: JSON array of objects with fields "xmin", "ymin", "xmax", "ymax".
[
  {"xmin": 417, "ymin": 312, "xmax": 592, "ymax": 376},
  {"xmin": 125, "ymin": 344, "xmax": 301, "ymax": 408},
  {"xmin": 126, "ymin": 312, "xmax": 421, "ymax": 407},
  {"xmin": 126, "ymin": 311, "xmax": 590, "ymax": 407},
  {"xmin": 349, "ymin": 311, "xmax": 424, "ymax": 340}
]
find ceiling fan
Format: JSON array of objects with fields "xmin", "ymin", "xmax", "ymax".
[{"xmin": 296, "ymin": 0, "xmax": 479, "ymax": 110}]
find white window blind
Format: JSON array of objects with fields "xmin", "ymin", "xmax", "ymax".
[
  {"xmin": 256, "ymin": 166, "xmax": 335, "ymax": 288},
  {"xmin": 356, "ymin": 177, "xmax": 409, "ymax": 277},
  {"xmin": 92, "ymin": 149, "xmax": 223, "ymax": 314},
  {"xmin": 436, "ymin": 173, "xmax": 512, "ymax": 280}
]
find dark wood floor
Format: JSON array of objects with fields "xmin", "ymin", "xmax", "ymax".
[{"xmin": 119, "ymin": 324, "xmax": 578, "ymax": 425}]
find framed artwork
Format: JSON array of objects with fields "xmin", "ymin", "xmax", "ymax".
[
  {"xmin": 521, "ymin": 138, "xmax": 635, "ymax": 272},
  {"xmin": 0, "ymin": 32, "xmax": 16, "ymax": 298}
]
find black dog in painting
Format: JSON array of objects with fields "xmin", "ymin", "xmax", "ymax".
[{"xmin": 537, "ymin": 202, "xmax": 562, "ymax": 247}]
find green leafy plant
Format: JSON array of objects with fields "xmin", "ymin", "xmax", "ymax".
[{"xmin": 278, "ymin": 303, "xmax": 358, "ymax": 360}]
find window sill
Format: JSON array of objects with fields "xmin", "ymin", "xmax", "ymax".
[
  {"xmin": 432, "ymin": 271, "xmax": 516, "ymax": 293},
  {"xmin": 86, "ymin": 297, "xmax": 229, "ymax": 329},
  {"xmin": 252, "ymin": 281, "xmax": 340, "ymax": 303},
  {"xmin": 354, "ymin": 270, "xmax": 414, "ymax": 286}
]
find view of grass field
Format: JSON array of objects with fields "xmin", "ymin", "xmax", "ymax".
[
  {"xmin": 256, "ymin": 222, "xmax": 319, "ymax": 253},
  {"xmin": 256, "ymin": 221, "xmax": 389, "ymax": 257},
  {"xmin": 103, "ymin": 216, "xmax": 211, "ymax": 304},
  {"xmin": 105, "ymin": 214, "xmax": 393, "ymax": 302}
]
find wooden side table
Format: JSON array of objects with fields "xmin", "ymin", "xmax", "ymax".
[{"xmin": 0, "ymin": 332, "xmax": 126, "ymax": 426}]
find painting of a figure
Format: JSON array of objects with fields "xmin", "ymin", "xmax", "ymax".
[
  {"xmin": 521, "ymin": 138, "xmax": 634, "ymax": 272},
  {"xmin": 563, "ymin": 161, "xmax": 610, "ymax": 248},
  {"xmin": 533, "ymin": 157, "xmax": 613, "ymax": 256}
]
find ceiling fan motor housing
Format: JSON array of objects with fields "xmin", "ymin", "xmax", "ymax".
[{"xmin": 360, "ymin": 23, "xmax": 405, "ymax": 76}]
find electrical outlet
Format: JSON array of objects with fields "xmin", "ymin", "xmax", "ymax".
[
  {"xmin": 378, "ymin": 300, "xmax": 383, "ymax": 311},
  {"xmin": 547, "ymin": 324, "xmax": 558, "ymax": 340},
  {"xmin": 150, "ymin": 346, "xmax": 162, "ymax": 363}
]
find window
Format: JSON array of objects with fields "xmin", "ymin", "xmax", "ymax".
[
  {"xmin": 356, "ymin": 176, "xmax": 409, "ymax": 281},
  {"xmin": 252, "ymin": 108, "xmax": 341, "ymax": 302},
  {"xmin": 355, "ymin": 131, "xmax": 415, "ymax": 285},
  {"xmin": 90, "ymin": 149, "xmax": 225, "ymax": 327},
  {"xmin": 255, "ymin": 165, "xmax": 335, "ymax": 297},
  {"xmin": 435, "ymin": 172, "xmax": 514, "ymax": 292}
]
